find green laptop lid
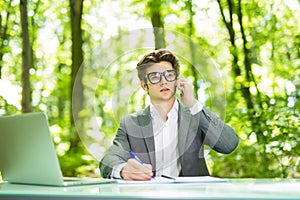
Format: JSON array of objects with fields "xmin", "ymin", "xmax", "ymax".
[{"xmin": 0, "ymin": 112, "xmax": 64, "ymax": 186}]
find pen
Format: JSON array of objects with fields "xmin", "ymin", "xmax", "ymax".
[
  {"xmin": 129, "ymin": 150, "xmax": 155, "ymax": 179},
  {"xmin": 161, "ymin": 174, "xmax": 176, "ymax": 180},
  {"xmin": 129, "ymin": 150, "xmax": 144, "ymax": 164}
]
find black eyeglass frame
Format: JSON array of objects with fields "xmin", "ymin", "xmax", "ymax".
[{"xmin": 144, "ymin": 69, "xmax": 178, "ymax": 84}]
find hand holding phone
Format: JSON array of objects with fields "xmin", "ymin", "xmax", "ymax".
[
  {"xmin": 176, "ymin": 78, "xmax": 185, "ymax": 97},
  {"xmin": 177, "ymin": 78, "xmax": 197, "ymax": 108}
]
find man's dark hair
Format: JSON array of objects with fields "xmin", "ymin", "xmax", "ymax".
[{"xmin": 136, "ymin": 49, "xmax": 180, "ymax": 81}]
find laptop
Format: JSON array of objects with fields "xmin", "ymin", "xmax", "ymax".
[{"xmin": 0, "ymin": 112, "xmax": 115, "ymax": 186}]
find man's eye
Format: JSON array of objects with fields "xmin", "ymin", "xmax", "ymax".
[
  {"xmin": 166, "ymin": 73, "xmax": 174, "ymax": 78},
  {"xmin": 151, "ymin": 74, "xmax": 160, "ymax": 78}
]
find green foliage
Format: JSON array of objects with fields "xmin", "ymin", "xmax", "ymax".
[
  {"xmin": 58, "ymin": 144, "xmax": 100, "ymax": 178},
  {"xmin": 0, "ymin": 0, "xmax": 299, "ymax": 179},
  {"xmin": 211, "ymin": 97, "xmax": 299, "ymax": 178}
]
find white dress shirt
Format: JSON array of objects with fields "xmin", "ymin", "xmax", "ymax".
[{"xmin": 150, "ymin": 100, "xmax": 180, "ymax": 176}]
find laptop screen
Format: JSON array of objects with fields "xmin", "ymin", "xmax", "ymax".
[{"xmin": 0, "ymin": 112, "xmax": 66, "ymax": 186}]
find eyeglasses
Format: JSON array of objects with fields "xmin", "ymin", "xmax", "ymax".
[{"xmin": 144, "ymin": 70, "xmax": 178, "ymax": 84}]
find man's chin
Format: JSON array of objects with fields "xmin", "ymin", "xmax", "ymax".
[{"xmin": 160, "ymin": 94, "xmax": 176, "ymax": 101}]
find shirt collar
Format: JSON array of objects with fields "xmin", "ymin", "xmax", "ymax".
[{"xmin": 150, "ymin": 99, "xmax": 179, "ymax": 120}]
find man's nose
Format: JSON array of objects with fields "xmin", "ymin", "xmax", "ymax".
[{"xmin": 160, "ymin": 75, "xmax": 168, "ymax": 84}]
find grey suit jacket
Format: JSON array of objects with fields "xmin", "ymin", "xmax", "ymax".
[{"xmin": 99, "ymin": 101, "xmax": 239, "ymax": 178}]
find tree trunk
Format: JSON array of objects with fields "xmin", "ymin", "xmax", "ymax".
[
  {"xmin": 70, "ymin": 0, "xmax": 84, "ymax": 148},
  {"xmin": 217, "ymin": 0, "xmax": 254, "ymax": 110},
  {"xmin": 148, "ymin": 0, "xmax": 165, "ymax": 49},
  {"xmin": 236, "ymin": 0, "xmax": 262, "ymax": 109},
  {"xmin": 217, "ymin": 0, "xmax": 269, "ymax": 145},
  {"xmin": 20, "ymin": 0, "xmax": 32, "ymax": 113},
  {"xmin": 186, "ymin": 0, "xmax": 199, "ymax": 99}
]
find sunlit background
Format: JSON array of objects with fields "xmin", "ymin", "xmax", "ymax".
[{"xmin": 0, "ymin": 0, "xmax": 299, "ymax": 178}]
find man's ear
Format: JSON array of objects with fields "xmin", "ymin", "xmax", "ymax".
[{"xmin": 141, "ymin": 82, "xmax": 148, "ymax": 91}]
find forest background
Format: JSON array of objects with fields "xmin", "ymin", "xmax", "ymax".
[{"xmin": 0, "ymin": 0, "xmax": 299, "ymax": 179}]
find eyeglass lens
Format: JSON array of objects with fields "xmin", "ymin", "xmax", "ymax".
[{"xmin": 147, "ymin": 70, "xmax": 177, "ymax": 84}]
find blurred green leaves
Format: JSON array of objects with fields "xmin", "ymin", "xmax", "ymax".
[{"xmin": 0, "ymin": 0, "xmax": 299, "ymax": 178}]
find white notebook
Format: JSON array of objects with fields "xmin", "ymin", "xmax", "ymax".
[{"xmin": 117, "ymin": 176, "xmax": 227, "ymax": 184}]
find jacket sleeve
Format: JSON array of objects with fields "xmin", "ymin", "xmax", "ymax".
[
  {"xmin": 99, "ymin": 116, "xmax": 131, "ymax": 178},
  {"xmin": 197, "ymin": 107, "xmax": 239, "ymax": 154}
]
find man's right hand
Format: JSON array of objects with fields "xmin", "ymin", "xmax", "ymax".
[{"xmin": 120, "ymin": 158, "xmax": 153, "ymax": 180}]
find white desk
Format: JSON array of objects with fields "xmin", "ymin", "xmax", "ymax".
[{"xmin": 0, "ymin": 178, "xmax": 299, "ymax": 199}]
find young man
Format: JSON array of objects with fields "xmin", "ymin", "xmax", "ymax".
[{"xmin": 99, "ymin": 49, "xmax": 239, "ymax": 180}]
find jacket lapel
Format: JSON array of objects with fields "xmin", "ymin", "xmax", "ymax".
[
  {"xmin": 136, "ymin": 102, "xmax": 192, "ymax": 173},
  {"xmin": 178, "ymin": 102, "xmax": 192, "ymax": 160},
  {"xmin": 137, "ymin": 107, "xmax": 156, "ymax": 169}
]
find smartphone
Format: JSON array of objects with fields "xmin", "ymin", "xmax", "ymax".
[{"xmin": 178, "ymin": 88, "xmax": 184, "ymax": 98}]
